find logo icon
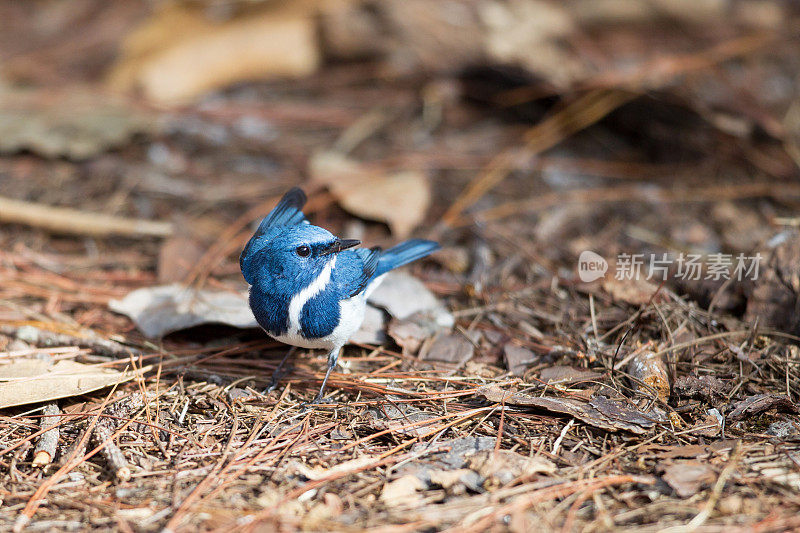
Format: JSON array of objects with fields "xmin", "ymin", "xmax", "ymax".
[{"xmin": 578, "ymin": 251, "xmax": 608, "ymax": 282}]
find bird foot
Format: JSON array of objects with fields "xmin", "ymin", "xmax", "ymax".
[
  {"xmin": 298, "ymin": 393, "xmax": 331, "ymax": 411},
  {"xmin": 263, "ymin": 363, "xmax": 293, "ymax": 394}
]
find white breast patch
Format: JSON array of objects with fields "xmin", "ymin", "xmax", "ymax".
[
  {"xmin": 286, "ymin": 255, "xmax": 335, "ymax": 334},
  {"xmin": 266, "ymin": 256, "xmax": 380, "ymax": 352}
]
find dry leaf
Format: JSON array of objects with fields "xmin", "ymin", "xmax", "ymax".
[
  {"xmin": 387, "ymin": 319, "xmax": 430, "ymax": 353},
  {"xmin": 369, "ymin": 271, "xmax": 443, "ymax": 320},
  {"xmin": 0, "ymin": 359, "xmax": 145, "ymax": 409},
  {"xmin": 661, "ymin": 461, "xmax": 716, "ymax": 498},
  {"xmin": 309, "ymin": 150, "xmax": 431, "ymax": 238},
  {"xmin": 421, "ymin": 333, "xmax": 474, "ymax": 364},
  {"xmin": 503, "ymin": 344, "xmax": 537, "ymax": 376},
  {"xmin": 479, "ymin": 385, "xmax": 660, "ymax": 434},
  {"xmin": 110, "ymin": 284, "xmax": 258, "ymax": 338},
  {"xmin": 378, "ymin": 270, "xmax": 454, "ymax": 353},
  {"xmin": 369, "ymin": 271, "xmax": 454, "ymax": 336},
  {"xmin": 367, "ymin": 402, "xmax": 441, "ymax": 437},
  {"xmin": 428, "ymin": 469, "xmax": 475, "ymax": 490},
  {"xmin": 0, "ymin": 88, "xmax": 158, "ymax": 160},
  {"xmin": 601, "ymin": 278, "xmax": 663, "ymax": 306},
  {"xmin": 482, "ymin": 0, "xmax": 582, "ymax": 88},
  {"xmin": 656, "ymin": 445, "xmax": 709, "ymax": 460},
  {"xmin": 412, "ymin": 437, "xmax": 497, "ymax": 470},
  {"xmin": 467, "ymin": 450, "xmax": 556, "ymax": 486},
  {"xmin": 727, "ymin": 394, "xmax": 799, "ymax": 421},
  {"xmin": 291, "ymin": 456, "xmax": 376, "ymax": 481},
  {"xmin": 109, "ymin": 3, "xmax": 320, "ymax": 103},
  {"xmin": 380, "ymin": 475, "xmax": 425, "ymax": 507}
]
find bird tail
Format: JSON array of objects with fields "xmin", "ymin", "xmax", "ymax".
[{"xmin": 376, "ymin": 239, "xmax": 439, "ymax": 276}]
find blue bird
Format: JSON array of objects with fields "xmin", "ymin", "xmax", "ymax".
[{"xmin": 240, "ymin": 187, "xmax": 439, "ymax": 403}]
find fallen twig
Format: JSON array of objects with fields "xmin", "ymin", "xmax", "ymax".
[
  {"xmin": 0, "ymin": 323, "xmax": 141, "ymax": 358},
  {"xmin": 31, "ymin": 403, "xmax": 61, "ymax": 467},
  {"xmin": 0, "ymin": 196, "xmax": 173, "ymax": 238},
  {"xmin": 91, "ymin": 392, "xmax": 148, "ymax": 482}
]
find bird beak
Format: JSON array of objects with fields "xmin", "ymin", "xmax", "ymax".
[{"xmin": 319, "ymin": 238, "xmax": 360, "ymax": 255}]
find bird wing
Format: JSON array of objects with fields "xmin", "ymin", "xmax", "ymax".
[
  {"xmin": 346, "ymin": 247, "xmax": 382, "ymax": 298},
  {"xmin": 255, "ymin": 187, "xmax": 308, "ymax": 233},
  {"xmin": 240, "ymin": 188, "xmax": 308, "ymax": 284}
]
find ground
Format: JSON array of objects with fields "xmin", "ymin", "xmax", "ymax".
[{"xmin": 2, "ymin": 1, "xmax": 800, "ymax": 532}]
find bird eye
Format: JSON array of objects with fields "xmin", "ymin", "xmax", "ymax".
[{"xmin": 296, "ymin": 245, "xmax": 311, "ymax": 257}]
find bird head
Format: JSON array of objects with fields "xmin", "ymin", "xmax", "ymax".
[{"xmin": 240, "ymin": 223, "xmax": 360, "ymax": 297}]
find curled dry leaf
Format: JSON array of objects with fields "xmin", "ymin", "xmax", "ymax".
[
  {"xmin": 661, "ymin": 461, "xmax": 717, "ymax": 498},
  {"xmin": 374, "ymin": 271, "xmax": 454, "ymax": 353},
  {"xmin": 0, "ymin": 359, "xmax": 147, "ymax": 409},
  {"xmin": 387, "ymin": 319, "xmax": 430, "ymax": 354},
  {"xmin": 110, "ymin": 283, "xmax": 257, "ymax": 338},
  {"xmin": 479, "ymin": 385, "xmax": 660, "ymax": 434},
  {"xmin": 601, "ymin": 278, "xmax": 663, "ymax": 306},
  {"xmin": 627, "ymin": 350, "xmax": 670, "ymax": 402},
  {"xmin": 355, "ymin": 269, "xmax": 455, "ymax": 346},
  {"xmin": 369, "ymin": 272, "xmax": 448, "ymax": 322},
  {"xmin": 420, "ymin": 332, "xmax": 474, "ymax": 364},
  {"xmin": 108, "ymin": 3, "xmax": 320, "ymax": 103},
  {"xmin": 309, "ymin": 150, "xmax": 432, "ymax": 238},
  {"xmin": 291, "ymin": 456, "xmax": 377, "ymax": 481},
  {"xmin": 0, "ymin": 88, "xmax": 158, "ymax": 160},
  {"xmin": 503, "ymin": 343, "xmax": 537, "ymax": 376},
  {"xmin": 727, "ymin": 394, "xmax": 799, "ymax": 421},
  {"xmin": 467, "ymin": 450, "xmax": 555, "ymax": 487},
  {"xmin": 380, "ymin": 475, "xmax": 425, "ymax": 508}
]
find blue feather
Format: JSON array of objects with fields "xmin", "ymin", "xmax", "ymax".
[
  {"xmin": 248, "ymin": 285, "xmax": 290, "ymax": 336},
  {"xmin": 241, "ymin": 188, "xmax": 308, "ymax": 284},
  {"xmin": 375, "ymin": 239, "xmax": 440, "ymax": 276},
  {"xmin": 258, "ymin": 187, "xmax": 307, "ymax": 230},
  {"xmin": 300, "ymin": 290, "xmax": 340, "ymax": 338}
]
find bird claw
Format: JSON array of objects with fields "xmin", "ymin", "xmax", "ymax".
[
  {"xmin": 263, "ymin": 364, "xmax": 294, "ymax": 394},
  {"xmin": 298, "ymin": 392, "xmax": 333, "ymax": 411},
  {"xmin": 263, "ymin": 350, "xmax": 296, "ymax": 394},
  {"xmin": 264, "ymin": 371, "xmax": 286, "ymax": 394},
  {"xmin": 298, "ymin": 400, "xmax": 317, "ymax": 411}
]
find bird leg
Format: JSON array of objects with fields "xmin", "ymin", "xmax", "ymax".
[
  {"xmin": 312, "ymin": 347, "xmax": 340, "ymax": 404},
  {"xmin": 264, "ymin": 346, "xmax": 296, "ymax": 393}
]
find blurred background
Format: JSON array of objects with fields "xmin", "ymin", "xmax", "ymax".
[
  {"xmin": 1, "ymin": 0, "xmax": 798, "ymax": 281},
  {"xmin": 1, "ymin": 0, "xmax": 799, "ymax": 299},
  {"xmin": 5, "ymin": 2, "xmax": 800, "ymax": 530}
]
